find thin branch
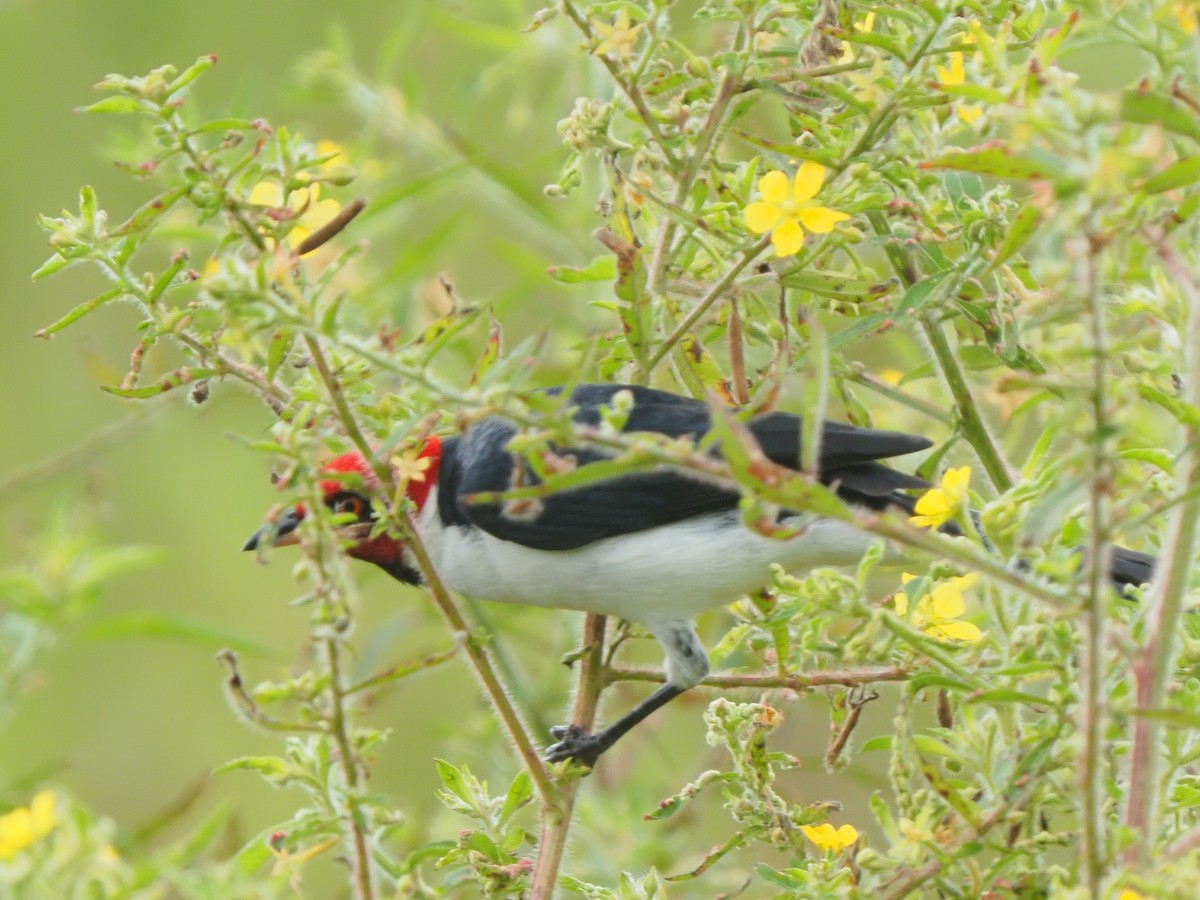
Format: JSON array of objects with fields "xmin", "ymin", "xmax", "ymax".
[
  {"xmin": 302, "ymin": 334, "xmax": 557, "ymax": 808},
  {"xmin": 606, "ymin": 664, "xmax": 911, "ymax": 690},
  {"xmin": 530, "ymin": 614, "xmax": 608, "ymax": 899},
  {"xmin": 1123, "ymin": 240, "xmax": 1200, "ymax": 865}
]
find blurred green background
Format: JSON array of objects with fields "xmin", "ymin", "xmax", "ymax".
[
  {"xmin": 0, "ymin": 0, "xmax": 618, "ymax": 864},
  {"xmin": 0, "ymin": 0, "xmax": 1153, "ymax": 891}
]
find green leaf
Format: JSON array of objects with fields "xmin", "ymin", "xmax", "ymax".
[
  {"xmin": 497, "ymin": 771, "xmax": 532, "ymax": 827},
  {"xmin": 214, "ymin": 756, "xmax": 290, "ymax": 778},
  {"xmin": 779, "ymin": 271, "xmax": 896, "ymax": 302},
  {"xmin": 546, "ymin": 255, "xmax": 617, "ymax": 284},
  {"xmin": 922, "ymin": 146, "xmax": 1069, "ymax": 182},
  {"xmin": 1120, "ymin": 447, "xmax": 1175, "ymax": 473},
  {"xmin": 1141, "ymin": 156, "xmax": 1200, "ymax": 194},
  {"xmin": 754, "ymin": 863, "xmax": 803, "ymax": 889},
  {"xmin": 860, "ymin": 735, "xmax": 892, "ymax": 752},
  {"xmin": 110, "ymin": 183, "xmax": 191, "ymax": 237},
  {"xmin": 435, "ymin": 758, "xmax": 473, "ymax": 805},
  {"xmin": 167, "ymin": 54, "xmax": 217, "ymax": 95},
  {"xmin": 77, "ymin": 95, "xmax": 147, "ymax": 115},
  {"xmin": 101, "ymin": 368, "xmax": 217, "ymax": 398},
  {"xmin": 30, "ymin": 253, "xmax": 75, "ymax": 282},
  {"xmin": 989, "ymin": 201, "xmax": 1042, "ymax": 269},
  {"xmin": 1121, "ymin": 88, "xmax": 1200, "ymax": 143},
  {"xmin": 35, "ymin": 287, "xmax": 122, "ymax": 338},
  {"xmin": 828, "ymin": 311, "xmax": 892, "ymax": 350}
]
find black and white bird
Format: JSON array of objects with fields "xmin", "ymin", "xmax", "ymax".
[{"xmin": 244, "ymin": 383, "xmax": 1155, "ymax": 766}]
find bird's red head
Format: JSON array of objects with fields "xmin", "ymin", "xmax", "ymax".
[{"xmin": 244, "ymin": 437, "xmax": 442, "ymax": 585}]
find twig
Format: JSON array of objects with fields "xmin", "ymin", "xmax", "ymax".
[
  {"xmin": 606, "ymin": 664, "xmax": 911, "ymax": 690},
  {"xmin": 301, "ymin": 333, "xmax": 558, "ymax": 807},
  {"xmin": 294, "ymin": 198, "xmax": 366, "ymax": 257},
  {"xmin": 1123, "ymin": 239, "xmax": 1200, "ymax": 865},
  {"xmin": 865, "ymin": 211, "xmax": 1013, "ymax": 491},
  {"xmin": 529, "ymin": 614, "xmax": 608, "ymax": 899},
  {"xmin": 645, "ymin": 235, "xmax": 773, "ymax": 372},
  {"xmin": 1079, "ymin": 238, "xmax": 1110, "ymax": 891}
]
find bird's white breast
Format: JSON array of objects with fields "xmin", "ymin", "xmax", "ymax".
[{"xmin": 412, "ymin": 487, "xmax": 881, "ymax": 625}]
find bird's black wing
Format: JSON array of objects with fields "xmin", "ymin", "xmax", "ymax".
[{"xmin": 440, "ymin": 384, "xmax": 931, "ymax": 551}]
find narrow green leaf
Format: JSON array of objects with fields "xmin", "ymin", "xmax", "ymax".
[
  {"xmin": 989, "ymin": 202, "xmax": 1042, "ymax": 269},
  {"xmin": 922, "ymin": 147, "xmax": 1069, "ymax": 181},
  {"xmin": 546, "ymin": 255, "xmax": 617, "ymax": 284},
  {"xmin": 779, "ymin": 271, "xmax": 896, "ymax": 302},
  {"xmin": 1141, "ymin": 156, "xmax": 1200, "ymax": 193},
  {"xmin": 35, "ymin": 287, "xmax": 122, "ymax": 338},
  {"xmin": 110, "ymin": 183, "xmax": 191, "ymax": 237},
  {"xmin": 31, "ymin": 253, "xmax": 74, "ymax": 282},
  {"xmin": 497, "ymin": 771, "xmax": 532, "ymax": 827},
  {"xmin": 167, "ymin": 54, "xmax": 218, "ymax": 95},
  {"xmin": 77, "ymin": 96, "xmax": 146, "ymax": 115},
  {"xmin": 1120, "ymin": 88, "xmax": 1200, "ymax": 143}
]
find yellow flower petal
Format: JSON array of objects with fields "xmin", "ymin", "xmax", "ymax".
[
  {"xmin": 913, "ymin": 489, "xmax": 950, "ymax": 520},
  {"xmin": 937, "ymin": 52, "xmax": 965, "ymax": 86},
  {"xmin": 249, "ymin": 181, "xmax": 284, "ymax": 206},
  {"xmin": 793, "ymin": 160, "xmax": 826, "ymax": 201},
  {"xmin": 942, "ymin": 466, "xmax": 971, "ymax": 501},
  {"xmin": 744, "ymin": 201, "xmax": 783, "ymax": 233},
  {"xmin": 855, "ymin": 11, "xmax": 876, "ymax": 33},
  {"xmin": 958, "ymin": 104, "xmax": 983, "ymax": 125},
  {"xmin": 929, "ymin": 583, "xmax": 966, "ymax": 619},
  {"xmin": 796, "ymin": 206, "xmax": 851, "ymax": 234},
  {"xmin": 758, "ymin": 170, "xmax": 789, "ymax": 203},
  {"xmin": 771, "ymin": 218, "xmax": 805, "ymax": 256},
  {"xmin": 802, "ymin": 822, "xmax": 859, "ymax": 851},
  {"xmin": 894, "ymin": 591, "xmax": 910, "ymax": 615},
  {"xmin": 932, "ymin": 619, "xmax": 982, "ymax": 642}
]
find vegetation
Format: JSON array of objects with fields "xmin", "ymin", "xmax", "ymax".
[{"xmin": 11, "ymin": 0, "xmax": 1200, "ymax": 896}]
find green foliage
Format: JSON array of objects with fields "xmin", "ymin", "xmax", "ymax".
[{"xmin": 24, "ymin": 0, "xmax": 1200, "ymax": 897}]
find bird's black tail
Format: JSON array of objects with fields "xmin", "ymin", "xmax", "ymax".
[{"xmin": 848, "ymin": 487, "xmax": 1158, "ymax": 591}]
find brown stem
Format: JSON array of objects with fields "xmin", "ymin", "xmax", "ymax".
[
  {"xmin": 529, "ymin": 614, "xmax": 608, "ymax": 899},
  {"xmin": 606, "ymin": 664, "xmax": 910, "ymax": 690}
]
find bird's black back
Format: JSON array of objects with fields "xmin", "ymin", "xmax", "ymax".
[{"xmin": 437, "ymin": 384, "xmax": 931, "ymax": 550}]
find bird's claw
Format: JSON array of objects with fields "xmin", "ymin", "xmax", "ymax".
[{"xmin": 546, "ymin": 724, "xmax": 606, "ymax": 768}]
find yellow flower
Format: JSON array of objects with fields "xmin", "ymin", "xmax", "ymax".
[
  {"xmin": 593, "ymin": 9, "xmax": 645, "ymax": 59},
  {"xmin": 909, "ymin": 466, "xmax": 971, "ymax": 529},
  {"xmin": 1175, "ymin": 1, "xmax": 1198, "ymax": 33},
  {"xmin": 744, "ymin": 162, "xmax": 850, "ymax": 257},
  {"xmin": 957, "ymin": 104, "xmax": 984, "ymax": 126},
  {"xmin": 879, "ymin": 368, "xmax": 904, "ymax": 386},
  {"xmin": 249, "ymin": 180, "xmax": 341, "ymax": 251},
  {"xmin": 1118, "ymin": 891, "xmax": 1149, "ymax": 900},
  {"xmin": 0, "ymin": 790, "xmax": 58, "ymax": 860},
  {"xmin": 837, "ymin": 10, "xmax": 876, "ymax": 63},
  {"xmin": 801, "ymin": 823, "xmax": 859, "ymax": 852},
  {"xmin": 936, "ymin": 52, "xmax": 966, "ymax": 85},
  {"xmin": 895, "ymin": 573, "xmax": 982, "ymax": 642},
  {"xmin": 392, "ymin": 448, "xmax": 434, "ymax": 484}
]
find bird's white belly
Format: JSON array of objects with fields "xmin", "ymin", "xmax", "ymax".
[{"xmin": 415, "ymin": 493, "xmax": 881, "ymax": 623}]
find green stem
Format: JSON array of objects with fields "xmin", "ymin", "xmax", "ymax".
[
  {"xmin": 865, "ymin": 211, "xmax": 1013, "ymax": 492},
  {"xmin": 1080, "ymin": 243, "xmax": 1109, "ymax": 892},
  {"xmin": 1123, "ymin": 240, "xmax": 1200, "ymax": 866}
]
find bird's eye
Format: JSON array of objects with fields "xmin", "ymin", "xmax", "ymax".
[{"xmin": 333, "ymin": 495, "xmax": 365, "ymax": 518}]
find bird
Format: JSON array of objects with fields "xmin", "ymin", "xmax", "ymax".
[{"xmin": 244, "ymin": 382, "xmax": 1156, "ymax": 767}]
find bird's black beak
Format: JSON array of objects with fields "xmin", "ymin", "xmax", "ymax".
[{"xmin": 243, "ymin": 505, "xmax": 304, "ymax": 552}]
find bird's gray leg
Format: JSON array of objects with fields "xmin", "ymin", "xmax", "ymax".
[{"xmin": 546, "ymin": 620, "xmax": 708, "ymax": 767}]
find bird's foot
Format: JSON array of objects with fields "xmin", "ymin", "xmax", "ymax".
[{"xmin": 546, "ymin": 724, "xmax": 608, "ymax": 768}]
